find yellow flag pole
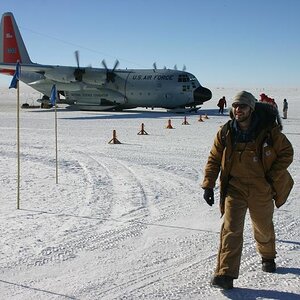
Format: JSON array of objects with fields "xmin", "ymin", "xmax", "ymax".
[
  {"xmin": 16, "ymin": 79, "xmax": 20, "ymax": 209},
  {"xmin": 55, "ymin": 100, "xmax": 58, "ymax": 184}
]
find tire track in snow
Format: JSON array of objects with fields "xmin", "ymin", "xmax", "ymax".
[
  {"xmin": 4, "ymin": 152, "xmax": 153, "ymax": 269},
  {"xmin": 93, "ymin": 155, "xmax": 150, "ymax": 220},
  {"xmin": 3, "ymin": 148, "xmax": 213, "ymax": 299},
  {"xmin": 90, "ymin": 236, "xmax": 218, "ymax": 299},
  {"xmin": 114, "ymin": 206, "xmax": 300, "ymax": 299}
]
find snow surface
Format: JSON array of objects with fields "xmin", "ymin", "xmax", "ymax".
[{"xmin": 0, "ymin": 85, "xmax": 299, "ymax": 300}]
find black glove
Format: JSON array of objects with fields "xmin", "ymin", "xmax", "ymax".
[{"xmin": 203, "ymin": 188, "xmax": 214, "ymax": 206}]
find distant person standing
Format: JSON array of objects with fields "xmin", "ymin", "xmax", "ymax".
[
  {"xmin": 217, "ymin": 96, "xmax": 227, "ymax": 114},
  {"xmin": 259, "ymin": 93, "xmax": 268, "ymax": 103},
  {"xmin": 283, "ymin": 99, "xmax": 288, "ymax": 119}
]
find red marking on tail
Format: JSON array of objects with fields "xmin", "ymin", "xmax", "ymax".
[{"xmin": 3, "ymin": 15, "xmax": 21, "ymax": 63}]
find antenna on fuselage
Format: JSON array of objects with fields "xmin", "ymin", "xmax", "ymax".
[{"xmin": 152, "ymin": 62, "xmax": 157, "ymax": 72}]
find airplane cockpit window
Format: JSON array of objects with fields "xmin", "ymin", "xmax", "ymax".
[
  {"xmin": 178, "ymin": 74, "xmax": 190, "ymax": 82},
  {"xmin": 182, "ymin": 85, "xmax": 191, "ymax": 92},
  {"xmin": 188, "ymin": 76, "xmax": 197, "ymax": 88}
]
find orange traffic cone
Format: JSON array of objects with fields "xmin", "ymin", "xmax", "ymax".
[
  {"xmin": 108, "ymin": 130, "xmax": 121, "ymax": 144},
  {"xmin": 198, "ymin": 115, "xmax": 204, "ymax": 122},
  {"xmin": 182, "ymin": 116, "xmax": 190, "ymax": 125},
  {"xmin": 166, "ymin": 119, "xmax": 174, "ymax": 129},
  {"xmin": 137, "ymin": 123, "xmax": 149, "ymax": 135}
]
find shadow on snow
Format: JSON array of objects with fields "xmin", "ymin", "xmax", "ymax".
[{"xmin": 223, "ymin": 287, "xmax": 300, "ymax": 300}]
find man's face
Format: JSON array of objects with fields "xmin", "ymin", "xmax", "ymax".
[{"xmin": 232, "ymin": 104, "xmax": 252, "ymax": 122}]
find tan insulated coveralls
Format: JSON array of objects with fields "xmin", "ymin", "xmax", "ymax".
[{"xmin": 202, "ymin": 122, "xmax": 293, "ymax": 279}]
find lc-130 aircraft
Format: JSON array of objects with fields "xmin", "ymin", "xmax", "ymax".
[{"xmin": 0, "ymin": 12, "xmax": 212, "ymax": 112}]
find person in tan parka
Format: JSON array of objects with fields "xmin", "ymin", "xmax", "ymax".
[{"xmin": 201, "ymin": 91, "xmax": 294, "ymax": 290}]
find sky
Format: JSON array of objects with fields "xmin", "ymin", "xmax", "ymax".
[{"xmin": 0, "ymin": 0, "xmax": 300, "ymax": 89}]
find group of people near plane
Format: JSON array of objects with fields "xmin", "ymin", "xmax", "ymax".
[{"xmin": 217, "ymin": 93, "xmax": 289, "ymax": 119}]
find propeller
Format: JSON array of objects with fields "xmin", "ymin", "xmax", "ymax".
[
  {"xmin": 73, "ymin": 50, "xmax": 85, "ymax": 81},
  {"xmin": 153, "ymin": 62, "xmax": 157, "ymax": 70},
  {"xmin": 183, "ymin": 65, "xmax": 186, "ymax": 71},
  {"xmin": 102, "ymin": 59, "xmax": 119, "ymax": 83},
  {"xmin": 174, "ymin": 64, "xmax": 177, "ymax": 70}
]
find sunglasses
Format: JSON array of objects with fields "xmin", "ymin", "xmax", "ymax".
[{"xmin": 232, "ymin": 103, "xmax": 249, "ymax": 109}]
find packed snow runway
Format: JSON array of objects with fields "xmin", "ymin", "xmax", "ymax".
[{"xmin": 0, "ymin": 86, "xmax": 299, "ymax": 299}]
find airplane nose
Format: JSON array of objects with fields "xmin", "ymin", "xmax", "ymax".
[{"xmin": 193, "ymin": 86, "xmax": 212, "ymax": 104}]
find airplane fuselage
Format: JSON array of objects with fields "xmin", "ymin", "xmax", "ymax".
[{"xmin": 18, "ymin": 67, "xmax": 210, "ymax": 110}]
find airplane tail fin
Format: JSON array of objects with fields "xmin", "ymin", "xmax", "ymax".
[{"xmin": 0, "ymin": 12, "xmax": 32, "ymax": 65}]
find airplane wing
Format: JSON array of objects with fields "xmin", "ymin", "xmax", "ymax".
[
  {"xmin": 0, "ymin": 62, "xmax": 50, "ymax": 72},
  {"xmin": 0, "ymin": 62, "xmax": 108, "ymax": 85}
]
